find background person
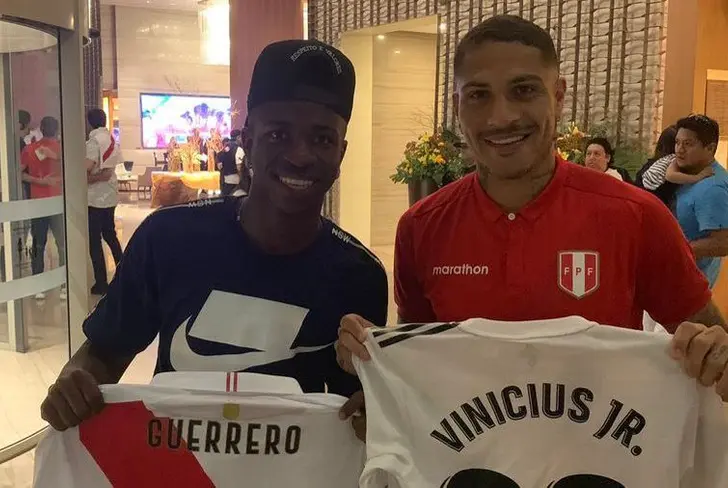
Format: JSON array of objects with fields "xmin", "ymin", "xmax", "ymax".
[
  {"xmin": 217, "ymin": 128, "xmax": 244, "ymax": 196},
  {"xmin": 583, "ymin": 137, "xmax": 631, "ymax": 183},
  {"xmin": 20, "ymin": 116, "xmax": 66, "ymax": 300},
  {"xmin": 17, "ymin": 109, "xmax": 32, "ymax": 200},
  {"xmin": 673, "ymin": 114, "xmax": 728, "ymax": 289},
  {"xmin": 85, "ymin": 108, "xmax": 124, "ymax": 296}
]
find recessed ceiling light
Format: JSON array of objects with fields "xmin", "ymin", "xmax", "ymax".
[
  {"xmin": 394, "ymin": 49, "xmax": 401, "ymax": 54},
  {"xmin": 377, "ymin": 34, "xmax": 386, "ymax": 40}
]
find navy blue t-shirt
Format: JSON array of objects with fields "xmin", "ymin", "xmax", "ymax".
[{"xmin": 83, "ymin": 197, "xmax": 388, "ymax": 397}]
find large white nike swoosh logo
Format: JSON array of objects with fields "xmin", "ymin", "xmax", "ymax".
[{"xmin": 169, "ymin": 318, "xmax": 333, "ymax": 372}]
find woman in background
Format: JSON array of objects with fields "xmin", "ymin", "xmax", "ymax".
[{"xmin": 583, "ymin": 137, "xmax": 632, "ymax": 183}]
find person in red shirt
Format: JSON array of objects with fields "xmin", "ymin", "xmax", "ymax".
[
  {"xmin": 20, "ymin": 116, "xmax": 65, "ymax": 281},
  {"xmin": 336, "ymin": 15, "xmax": 728, "ymax": 433}
]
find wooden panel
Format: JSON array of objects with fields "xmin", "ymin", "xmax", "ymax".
[
  {"xmin": 706, "ymin": 80, "xmax": 728, "ymax": 132},
  {"xmin": 229, "ymin": 0, "xmax": 304, "ymax": 127}
]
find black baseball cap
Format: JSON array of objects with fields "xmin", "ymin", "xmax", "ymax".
[{"xmin": 247, "ymin": 39, "xmax": 356, "ymax": 123}]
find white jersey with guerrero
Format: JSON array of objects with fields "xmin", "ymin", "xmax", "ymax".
[
  {"xmin": 34, "ymin": 384, "xmax": 364, "ymax": 487},
  {"xmin": 355, "ymin": 317, "xmax": 728, "ymax": 488}
]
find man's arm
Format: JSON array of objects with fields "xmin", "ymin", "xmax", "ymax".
[
  {"xmin": 88, "ymin": 167, "xmax": 113, "ymax": 184},
  {"xmin": 61, "ymin": 340, "xmax": 135, "ymax": 385},
  {"xmin": 691, "ymin": 229, "xmax": 728, "ymax": 260},
  {"xmin": 681, "ymin": 300, "xmax": 728, "ymax": 331}
]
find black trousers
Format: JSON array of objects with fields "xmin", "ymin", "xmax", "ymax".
[
  {"xmin": 31, "ymin": 215, "xmax": 65, "ymax": 275},
  {"xmin": 89, "ymin": 206, "xmax": 123, "ymax": 287},
  {"xmin": 221, "ymin": 182, "xmax": 238, "ymax": 196}
]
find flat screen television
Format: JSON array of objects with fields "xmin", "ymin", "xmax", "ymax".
[{"xmin": 140, "ymin": 93, "xmax": 232, "ymax": 149}]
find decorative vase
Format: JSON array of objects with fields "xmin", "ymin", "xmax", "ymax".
[{"xmin": 407, "ymin": 178, "xmax": 439, "ymax": 207}]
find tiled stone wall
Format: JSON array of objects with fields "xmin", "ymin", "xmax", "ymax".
[
  {"xmin": 311, "ymin": 0, "xmax": 667, "ymax": 222},
  {"xmin": 310, "ymin": 0, "xmax": 667, "ymax": 143}
]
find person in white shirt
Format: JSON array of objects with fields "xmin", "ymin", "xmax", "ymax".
[
  {"xmin": 85, "ymin": 109, "xmax": 124, "ymax": 296},
  {"xmin": 584, "ymin": 137, "xmax": 630, "ymax": 182}
]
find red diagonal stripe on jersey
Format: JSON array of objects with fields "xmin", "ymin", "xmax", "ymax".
[
  {"xmin": 102, "ymin": 137, "xmax": 116, "ymax": 162},
  {"xmin": 79, "ymin": 401, "xmax": 215, "ymax": 487},
  {"xmin": 233, "ymin": 372, "xmax": 238, "ymax": 392},
  {"xmin": 226, "ymin": 372, "xmax": 231, "ymax": 392}
]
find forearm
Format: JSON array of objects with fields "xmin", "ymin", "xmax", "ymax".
[
  {"xmin": 63, "ymin": 340, "xmax": 134, "ymax": 385},
  {"xmin": 665, "ymin": 172, "xmax": 703, "ymax": 185},
  {"xmin": 685, "ymin": 301, "xmax": 728, "ymax": 331},
  {"xmin": 22, "ymin": 173, "xmax": 43, "ymax": 185},
  {"xmin": 691, "ymin": 237, "xmax": 728, "ymax": 259},
  {"xmin": 87, "ymin": 168, "xmax": 112, "ymax": 184}
]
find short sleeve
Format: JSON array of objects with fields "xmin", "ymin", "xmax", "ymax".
[
  {"xmin": 635, "ymin": 197, "xmax": 711, "ymax": 330},
  {"xmin": 641, "ymin": 156, "xmax": 671, "ymax": 191},
  {"xmin": 83, "ymin": 215, "xmax": 162, "ymax": 356},
  {"xmin": 695, "ymin": 184, "xmax": 728, "ymax": 233},
  {"xmin": 394, "ymin": 212, "xmax": 436, "ymax": 323},
  {"xmin": 85, "ymin": 138, "xmax": 100, "ymax": 163}
]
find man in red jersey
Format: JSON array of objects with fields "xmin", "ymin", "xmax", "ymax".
[
  {"xmin": 20, "ymin": 116, "xmax": 66, "ymax": 282},
  {"xmin": 335, "ymin": 15, "xmax": 728, "ymax": 429}
]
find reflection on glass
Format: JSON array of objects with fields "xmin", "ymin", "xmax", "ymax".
[{"xmin": 0, "ymin": 20, "xmax": 69, "ymax": 448}]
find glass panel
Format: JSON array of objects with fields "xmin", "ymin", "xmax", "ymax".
[{"xmin": 0, "ymin": 20, "xmax": 68, "ymax": 447}]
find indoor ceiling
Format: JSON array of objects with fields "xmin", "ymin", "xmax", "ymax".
[{"xmin": 100, "ymin": 0, "xmax": 199, "ymax": 11}]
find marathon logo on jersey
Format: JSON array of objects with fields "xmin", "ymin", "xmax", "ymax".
[
  {"xmin": 558, "ymin": 251, "xmax": 599, "ymax": 299},
  {"xmin": 432, "ymin": 263, "xmax": 489, "ymax": 276}
]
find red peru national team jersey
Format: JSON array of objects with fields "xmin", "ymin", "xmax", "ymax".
[{"xmin": 394, "ymin": 157, "xmax": 711, "ymax": 331}]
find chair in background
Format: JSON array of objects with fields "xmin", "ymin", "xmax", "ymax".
[
  {"xmin": 137, "ymin": 167, "xmax": 155, "ymax": 199},
  {"xmin": 116, "ymin": 161, "xmax": 137, "ymax": 192}
]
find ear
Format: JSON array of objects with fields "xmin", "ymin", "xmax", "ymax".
[
  {"xmin": 336, "ymin": 140, "xmax": 348, "ymax": 179},
  {"xmin": 708, "ymin": 142, "xmax": 718, "ymax": 156},
  {"xmin": 554, "ymin": 77, "xmax": 567, "ymax": 121},
  {"xmin": 242, "ymin": 126, "xmax": 253, "ymax": 155}
]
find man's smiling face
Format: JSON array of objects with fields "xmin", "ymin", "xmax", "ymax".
[{"xmin": 454, "ymin": 41, "xmax": 565, "ymax": 180}]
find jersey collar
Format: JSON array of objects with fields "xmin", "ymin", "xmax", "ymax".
[{"xmin": 471, "ymin": 155, "xmax": 569, "ymax": 223}]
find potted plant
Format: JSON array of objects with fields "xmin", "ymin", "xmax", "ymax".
[{"xmin": 391, "ymin": 128, "xmax": 469, "ymax": 206}]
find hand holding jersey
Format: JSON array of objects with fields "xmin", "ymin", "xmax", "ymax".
[
  {"xmin": 337, "ymin": 314, "xmax": 728, "ymax": 401},
  {"xmin": 36, "ymin": 384, "xmax": 365, "ymax": 487},
  {"xmin": 353, "ymin": 318, "xmax": 728, "ymax": 487}
]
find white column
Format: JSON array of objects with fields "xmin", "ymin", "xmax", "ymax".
[{"xmin": 60, "ymin": 0, "xmax": 90, "ymax": 355}]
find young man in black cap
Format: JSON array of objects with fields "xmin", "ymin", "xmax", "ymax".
[{"xmin": 40, "ymin": 39, "xmax": 387, "ymax": 431}]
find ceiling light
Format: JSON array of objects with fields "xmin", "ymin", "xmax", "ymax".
[
  {"xmin": 377, "ymin": 34, "xmax": 386, "ymax": 40},
  {"xmin": 198, "ymin": 0, "xmax": 230, "ymax": 65},
  {"xmin": 394, "ymin": 50, "xmax": 401, "ymax": 54},
  {"xmin": 439, "ymin": 22, "xmax": 447, "ymax": 32}
]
